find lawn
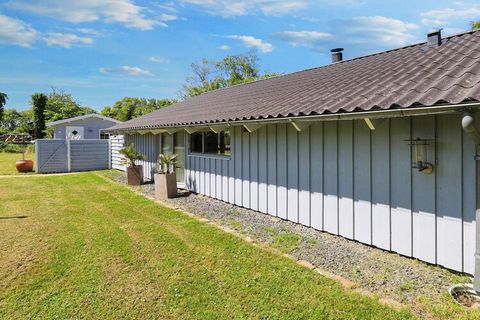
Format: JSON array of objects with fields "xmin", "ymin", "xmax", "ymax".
[
  {"xmin": 0, "ymin": 152, "xmax": 34, "ymax": 175},
  {"xmin": 0, "ymin": 172, "xmax": 416, "ymax": 319}
]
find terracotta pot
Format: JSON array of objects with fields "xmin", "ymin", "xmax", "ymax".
[
  {"xmin": 154, "ymin": 172, "xmax": 177, "ymax": 200},
  {"xmin": 127, "ymin": 166, "xmax": 143, "ymax": 185},
  {"xmin": 16, "ymin": 159, "xmax": 34, "ymax": 173}
]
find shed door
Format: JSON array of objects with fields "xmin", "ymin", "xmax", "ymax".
[{"xmin": 66, "ymin": 126, "xmax": 84, "ymax": 140}]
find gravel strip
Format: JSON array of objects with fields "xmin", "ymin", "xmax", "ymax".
[{"xmin": 106, "ymin": 171, "xmax": 470, "ymax": 312}]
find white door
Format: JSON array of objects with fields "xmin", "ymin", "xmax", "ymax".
[{"xmin": 66, "ymin": 126, "xmax": 84, "ymax": 140}]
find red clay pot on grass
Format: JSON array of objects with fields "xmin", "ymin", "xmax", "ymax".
[{"xmin": 16, "ymin": 160, "xmax": 34, "ymax": 173}]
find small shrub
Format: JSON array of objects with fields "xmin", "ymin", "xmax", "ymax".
[
  {"xmin": 0, "ymin": 142, "xmax": 24, "ymax": 153},
  {"xmin": 119, "ymin": 144, "xmax": 145, "ymax": 167}
]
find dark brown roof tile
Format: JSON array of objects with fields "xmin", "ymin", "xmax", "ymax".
[{"xmin": 109, "ymin": 30, "xmax": 480, "ymax": 131}]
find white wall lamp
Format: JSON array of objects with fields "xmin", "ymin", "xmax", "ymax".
[{"xmin": 407, "ymin": 137, "xmax": 434, "ymax": 174}]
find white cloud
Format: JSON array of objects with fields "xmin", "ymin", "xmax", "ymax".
[
  {"xmin": 0, "ymin": 14, "xmax": 39, "ymax": 47},
  {"xmin": 331, "ymin": 16, "xmax": 419, "ymax": 47},
  {"xmin": 421, "ymin": 5, "xmax": 480, "ymax": 28},
  {"xmin": 219, "ymin": 44, "xmax": 231, "ymax": 50},
  {"xmin": 180, "ymin": 0, "xmax": 307, "ymax": 17},
  {"xmin": 43, "ymin": 33, "xmax": 94, "ymax": 48},
  {"xmin": 273, "ymin": 31, "xmax": 333, "ymax": 48},
  {"xmin": 227, "ymin": 35, "xmax": 273, "ymax": 53},
  {"xmin": 275, "ymin": 16, "xmax": 419, "ymax": 53},
  {"xmin": 99, "ymin": 66, "xmax": 153, "ymax": 76},
  {"xmin": 6, "ymin": 0, "xmax": 171, "ymax": 30},
  {"xmin": 149, "ymin": 56, "xmax": 170, "ymax": 63},
  {"xmin": 76, "ymin": 28, "xmax": 100, "ymax": 36}
]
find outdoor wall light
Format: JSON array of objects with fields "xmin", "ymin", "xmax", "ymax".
[{"xmin": 407, "ymin": 137, "xmax": 434, "ymax": 174}]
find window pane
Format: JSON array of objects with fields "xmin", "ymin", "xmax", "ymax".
[
  {"xmin": 221, "ymin": 130, "xmax": 231, "ymax": 156},
  {"xmin": 190, "ymin": 132, "xmax": 203, "ymax": 153},
  {"xmin": 204, "ymin": 131, "xmax": 218, "ymax": 154}
]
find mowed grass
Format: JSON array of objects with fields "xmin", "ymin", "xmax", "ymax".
[
  {"xmin": 0, "ymin": 152, "xmax": 34, "ymax": 175},
  {"xmin": 0, "ymin": 173, "xmax": 416, "ymax": 319}
]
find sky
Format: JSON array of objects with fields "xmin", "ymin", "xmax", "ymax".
[{"xmin": 0, "ymin": 0, "xmax": 478, "ymax": 111}]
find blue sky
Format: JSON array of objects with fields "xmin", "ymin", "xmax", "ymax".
[{"xmin": 0, "ymin": 0, "xmax": 478, "ymax": 111}]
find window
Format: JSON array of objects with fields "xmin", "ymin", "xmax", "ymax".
[
  {"xmin": 189, "ymin": 129, "xmax": 230, "ymax": 156},
  {"xmin": 100, "ymin": 133, "xmax": 110, "ymax": 140}
]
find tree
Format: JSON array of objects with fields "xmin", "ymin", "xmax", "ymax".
[
  {"xmin": 0, "ymin": 92, "xmax": 7, "ymax": 123},
  {"xmin": 101, "ymin": 97, "xmax": 176, "ymax": 121},
  {"xmin": 31, "ymin": 93, "xmax": 47, "ymax": 139},
  {"xmin": 181, "ymin": 51, "xmax": 281, "ymax": 99},
  {"xmin": 45, "ymin": 87, "xmax": 95, "ymax": 123},
  {"xmin": 472, "ymin": 21, "xmax": 480, "ymax": 30}
]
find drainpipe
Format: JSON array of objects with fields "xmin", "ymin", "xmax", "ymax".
[{"xmin": 462, "ymin": 112, "xmax": 480, "ymax": 292}]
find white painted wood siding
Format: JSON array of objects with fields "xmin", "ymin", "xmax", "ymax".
[{"xmin": 126, "ymin": 114, "xmax": 477, "ymax": 274}]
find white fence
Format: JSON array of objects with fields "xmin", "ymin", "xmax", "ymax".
[
  {"xmin": 36, "ymin": 139, "xmax": 110, "ymax": 173},
  {"xmin": 110, "ymin": 135, "xmax": 125, "ymax": 171}
]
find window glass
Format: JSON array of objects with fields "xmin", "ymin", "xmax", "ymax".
[
  {"xmin": 100, "ymin": 133, "xmax": 110, "ymax": 140},
  {"xmin": 189, "ymin": 129, "xmax": 231, "ymax": 156},
  {"xmin": 204, "ymin": 131, "xmax": 219, "ymax": 154},
  {"xmin": 190, "ymin": 132, "xmax": 203, "ymax": 153}
]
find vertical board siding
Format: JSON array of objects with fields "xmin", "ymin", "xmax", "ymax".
[
  {"xmin": 250, "ymin": 131, "xmax": 259, "ymax": 211},
  {"xmin": 258, "ymin": 127, "xmax": 268, "ymax": 214},
  {"xmin": 338, "ymin": 121, "xmax": 354, "ymax": 239},
  {"xmin": 310, "ymin": 123, "xmax": 324, "ymax": 230},
  {"xmin": 353, "ymin": 120, "xmax": 372, "ymax": 244},
  {"xmin": 267, "ymin": 125, "xmax": 278, "ymax": 216},
  {"xmin": 287, "ymin": 125, "xmax": 299, "ymax": 223},
  {"xmin": 277, "ymin": 123, "xmax": 288, "ymax": 220},
  {"xmin": 172, "ymin": 114, "xmax": 476, "ymax": 274},
  {"xmin": 242, "ymin": 130, "xmax": 250, "ymax": 208},
  {"xmin": 437, "ymin": 115, "xmax": 463, "ymax": 271},
  {"xmin": 463, "ymin": 116, "xmax": 476, "ymax": 275},
  {"xmin": 235, "ymin": 126, "xmax": 243, "ymax": 206},
  {"xmin": 323, "ymin": 121, "xmax": 338, "ymax": 234},
  {"xmin": 390, "ymin": 118, "xmax": 413, "ymax": 257},
  {"xmin": 371, "ymin": 120, "xmax": 391, "ymax": 250},
  {"xmin": 298, "ymin": 127, "xmax": 311, "ymax": 226},
  {"xmin": 411, "ymin": 116, "xmax": 436, "ymax": 264}
]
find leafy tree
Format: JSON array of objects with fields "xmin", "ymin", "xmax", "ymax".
[
  {"xmin": 181, "ymin": 51, "xmax": 281, "ymax": 99},
  {"xmin": 0, "ymin": 92, "xmax": 7, "ymax": 123},
  {"xmin": 101, "ymin": 97, "xmax": 176, "ymax": 121},
  {"xmin": 31, "ymin": 93, "xmax": 47, "ymax": 139},
  {"xmin": 472, "ymin": 21, "xmax": 480, "ymax": 30},
  {"xmin": 1, "ymin": 108, "xmax": 22, "ymax": 132},
  {"xmin": 45, "ymin": 88, "xmax": 95, "ymax": 123}
]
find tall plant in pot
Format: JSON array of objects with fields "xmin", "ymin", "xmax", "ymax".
[
  {"xmin": 120, "ymin": 144, "xmax": 145, "ymax": 185},
  {"xmin": 155, "ymin": 153, "xmax": 177, "ymax": 200}
]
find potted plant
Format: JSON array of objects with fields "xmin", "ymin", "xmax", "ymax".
[
  {"xmin": 119, "ymin": 144, "xmax": 145, "ymax": 185},
  {"xmin": 154, "ymin": 153, "xmax": 177, "ymax": 200},
  {"xmin": 15, "ymin": 144, "xmax": 34, "ymax": 173}
]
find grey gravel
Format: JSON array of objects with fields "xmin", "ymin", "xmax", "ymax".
[{"xmin": 106, "ymin": 171, "xmax": 470, "ymax": 310}]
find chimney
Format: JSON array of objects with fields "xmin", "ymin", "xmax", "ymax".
[
  {"xmin": 331, "ymin": 48, "xmax": 344, "ymax": 63},
  {"xmin": 427, "ymin": 30, "xmax": 442, "ymax": 47}
]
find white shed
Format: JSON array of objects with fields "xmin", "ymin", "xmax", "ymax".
[{"xmin": 47, "ymin": 114, "xmax": 122, "ymax": 140}]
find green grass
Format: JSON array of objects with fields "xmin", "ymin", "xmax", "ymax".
[
  {"xmin": 0, "ymin": 172, "xmax": 417, "ymax": 319},
  {"xmin": 0, "ymin": 152, "xmax": 34, "ymax": 175}
]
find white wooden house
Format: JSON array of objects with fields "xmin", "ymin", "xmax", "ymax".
[{"xmin": 107, "ymin": 30, "xmax": 480, "ymax": 284}]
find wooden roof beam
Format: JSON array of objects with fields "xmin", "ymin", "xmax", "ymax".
[{"xmin": 243, "ymin": 123, "xmax": 263, "ymax": 133}]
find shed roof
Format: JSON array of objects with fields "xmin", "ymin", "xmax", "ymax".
[
  {"xmin": 47, "ymin": 114, "xmax": 122, "ymax": 127},
  {"xmin": 109, "ymin": 29, "xmax": 480, "ymax": 132}
]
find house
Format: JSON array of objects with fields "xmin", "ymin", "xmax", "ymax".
[
  {"xmin": 106, "ymin": 30, "xmax": 480, "ymax": 281},
  {"xmin": 47, "ymin": 114, "xmax": 122, "ymax": 140}
]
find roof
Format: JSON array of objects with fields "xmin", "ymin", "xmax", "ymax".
[
  {"xmin": 109, "ymin": 29, "xmax": 480, "ymax": 132},
  {"xmin": 47, "ymin": 114, "xmax": 122, "ymax": 127}
]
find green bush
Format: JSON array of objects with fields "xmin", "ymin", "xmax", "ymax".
[{"xmin": 0, "ymin": 142, "xmax": 24, "ymax": 153}]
